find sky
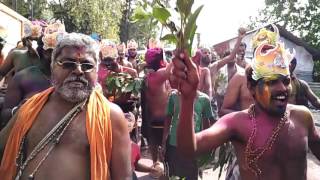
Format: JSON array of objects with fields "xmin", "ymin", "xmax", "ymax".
[{"xmin": 193, "ymin": 0, "xmax": 265, "ymax": 45}]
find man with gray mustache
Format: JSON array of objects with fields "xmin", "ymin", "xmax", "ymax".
[{"xmin": 0, "ymin": 33, "xmax": 132, "ymax": 180}]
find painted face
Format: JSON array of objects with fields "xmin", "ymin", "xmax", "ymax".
[
  {"xmin": 254, "ymin": 75, "xmax": 291, "ymax": 116},
  {"xmin": 52, "ymin": 46, "xmax": 97, "ymax": 103},
  {"xmin": 128, "ymin": 48, "xmax": 137, "ymax": 58}
]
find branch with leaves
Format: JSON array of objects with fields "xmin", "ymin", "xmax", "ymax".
[{"xmin": 132, "ymin": 0, "xmax": 203, "ymax": 56}]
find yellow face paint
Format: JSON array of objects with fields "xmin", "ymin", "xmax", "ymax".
[{"xmin": 256, "ymin": 83, "xmax": 271, "ymax": 109}]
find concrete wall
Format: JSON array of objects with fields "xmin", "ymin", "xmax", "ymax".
[{"xmin": 0, "ymin": 3, "xmax": 30, "ymax": 57}]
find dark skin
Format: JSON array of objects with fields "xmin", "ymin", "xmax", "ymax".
[
  {"xmin": 0, "ymin": 38, "xmax": 39, "ymax": 81},
  {"xmin": 171, "ymin": 52, "xmax": 320, "ymax": 180},
  {"xmin": 0, "ymin": 48, "xmax": 52, "ymax": 128},
  {"xmin": 0, "ymin": 46, "xmax": 132, "ymax": 180},
  {"xmin": 220, "ymin": 72, "xmax": 253, "ymax": 116}
]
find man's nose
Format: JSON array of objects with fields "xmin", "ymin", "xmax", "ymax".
[{"xmin": 72, "ymin": 64, "xmax": 84, "ymax": 74}]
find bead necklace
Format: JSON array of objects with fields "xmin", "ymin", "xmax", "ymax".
[
  {"xmin": 244, "ymin": 104, "xmax": 288, "ymax": 177},
  {"xmin": 15, "ymin": 99, "xmax": 87, "ymax": 180}
]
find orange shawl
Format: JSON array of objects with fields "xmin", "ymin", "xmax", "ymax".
[{"xmin": 0, "ymin": 87, "xmax": 112, "ymax": 180}]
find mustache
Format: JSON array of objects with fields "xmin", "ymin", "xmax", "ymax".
[{"xmin": 63, "ymin": 75, "xmax": 89, "ymax": 86}]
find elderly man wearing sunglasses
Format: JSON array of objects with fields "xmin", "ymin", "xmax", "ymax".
[{"xmin": 0, "ymin": 33, "xmax": 132, "ymax": 180}]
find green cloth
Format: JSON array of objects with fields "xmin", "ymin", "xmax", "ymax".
[{"xmin": 166, "ymin": 90, "xmax": 216, "ymax": 146}]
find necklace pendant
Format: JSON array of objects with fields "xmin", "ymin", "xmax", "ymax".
[{"xmin": 28, "ymin": 174, "xmax": 34, "ymax": 180}]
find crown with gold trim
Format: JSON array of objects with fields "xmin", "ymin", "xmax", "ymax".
[
  {"xmin": 100, "ymin": 39, "xmax": 118, "ymax": 58},
  {"xmin": 251, "ymin": 24, "xmax": 295, "ymax": 81},
  {"xmin": 127, "ymin": 39, "xmax": 138, "ymax": 49},
  {"xmin": 42, "ymin": 21, "xmax": 66, "ymax": 50}
]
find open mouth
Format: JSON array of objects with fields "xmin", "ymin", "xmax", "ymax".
[
  {"xmin": 271, "ymin": 94, "xmax": 288, "ymax": 105},
  {"xmin": 66, "ymin": 81, "xmax": 86, "ymax": 88}
]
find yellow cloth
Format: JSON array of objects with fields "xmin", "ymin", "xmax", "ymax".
[{"xmin": 0, "ymin": 87, "xmax": 112, "ymax": 180}]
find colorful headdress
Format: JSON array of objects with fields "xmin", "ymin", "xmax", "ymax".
[
  {"xmin": 252, "ymin": 24, "xmax": 279, "ymax": 49},
  {"xmin": 251, "ymin": 25, "xmax": 295, "ymax": 81},
  {"xmin": 148, "ymin": 38, "xmax": 163, "ymax": 49},
  {"xmin": 24, "ymin": 20, "xmax": 47, "ymax": 38},
  {"xmin": 42, "ymin": 21, "xmax": 66, "ymax": 50},
  {"xmin": 127, "ymin": 39, "xmax": 138, "ymax": 49},
  {"xmin": 145, "ymin": 48, "xmax": 164, "ymax": 65},
  {"xmin": 117, "ymin": 43, "xmax": 126, "ymax": 54},
  {"xmin": 100, "ymin": 39, "xmax": 117, "ymax": 58}
]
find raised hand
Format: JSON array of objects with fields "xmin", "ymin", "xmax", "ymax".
[{"xmin": 170, "ymin": 50, "xmax": 199, "ymax": 100}]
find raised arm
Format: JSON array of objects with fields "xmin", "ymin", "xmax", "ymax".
[
  {"xmin": 109, "ymin": 103, "xmax": 132, "ymax": 180},
  {"xmin": 301, "ymin": 80, "xmax": 320, "ymax": 109},
  {"xmin": 215, "ymin": 28, "xmax": 247, "ymax": 70},
  {"xmin": 172, "ymin": 51, "xmax": 234, "ymax": 158},
  {"xmin": 219, "ymin": 73, "xmax": 242, "ymax": 116}
]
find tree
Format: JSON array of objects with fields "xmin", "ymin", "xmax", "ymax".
[
  {"xmin": 119, "ymin": 0, "xmax": 171, "ymax": 47},
  {"xmin": 48, "ymin": 0, "xmax": 122, "ymax": 39},
  {"xmin": 1, "ymin": 0, "xmax": 49, "ymax": 20},
  {"xmin": 250, "ymin": 0, "xmax": 320, "ymax": 49}
]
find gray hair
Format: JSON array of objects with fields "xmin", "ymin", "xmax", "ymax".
[{"xmin": 51, "ymin": 33, "xmax": 100, "ymax": 68}]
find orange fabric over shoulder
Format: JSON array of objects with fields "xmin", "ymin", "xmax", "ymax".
[{"xmin": 0, "ymin": 87, "xmax": 112, "ymax": 180}]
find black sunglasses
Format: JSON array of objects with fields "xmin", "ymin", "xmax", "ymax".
[{"xmin": 56, "ymin": 60, "xmax": 95, "ymax": 72}]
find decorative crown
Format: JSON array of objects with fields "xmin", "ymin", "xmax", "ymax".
[
  {"xmin": 117, "ymin": 43, "xmax": 126, "ymax": 53},
  {"xmin": 24, "ymin": 20, "xmax": 47, "ymax": 38},
  {"xmin": 42, "ymin": 20, "xmax": 66, "ymax": 50},
  {"xmin": 100, "ymin": 39, "xmax": 118, "ymax": 58},
  {"xmin": 252, "ymin": 41, "xmax": 295, "ymax": 81},
  {"xmin": 148, "ymin": 38, "xmax": 163, "ymax": 49},
  {"xmin": 127, "ymin": 39, "xmax": 138, "ymax": 49},
  {"xmin": 252, "ymin": 24, "xmax": 279, "ymax": 49}
]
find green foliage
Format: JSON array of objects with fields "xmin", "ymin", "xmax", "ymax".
[
  {"xmin": 105, "ymin": 72, "xmax": 143, "ymax": 98},
  {"xmin": 1, "ymin": 0, "xmax": 49, "ymax": 19},
  {"xmin": 249, "ymin": 0, "xmax": 320, "ymax": 49},
  {"xmin": 132, "ymin": 0, "xmax": 203, "ymax": 55},
  {"xmin": 48, "ymin": 0, "xmax": 122, "ymax": 39},
  {"xmin": 119, "ymin": 0, "xmax": 162, "ymax": 46}
]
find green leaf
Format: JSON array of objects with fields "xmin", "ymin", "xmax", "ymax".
[
  {"xmin": 184, "ymin": 5, "xmax": 203, "ymax": 41},
  {"xmin": 115, "ymin": 78, "xmax": 121, "ymax": 88},
  {"xmin": 161, "ymin": 34, "xmax": 177, "ymax": 44},
  {"xmin": 152, "ymin": 7, "xmax": 171, "ymax": 24},
  {"xmin": 131, "ymin": 6, "xmax": 151, "ymax": 22},
  {"xmin": 124, "ymin": 82, "xmax": 135, "ymax": 93}
]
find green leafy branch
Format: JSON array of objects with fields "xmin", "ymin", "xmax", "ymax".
[
  {"xmin": 132, "ymin": 0, "xmax": 204, "ymax": 56},
  {"xmin": 105, "ymin": 72, "xmax": 143, "ymax": 99}
]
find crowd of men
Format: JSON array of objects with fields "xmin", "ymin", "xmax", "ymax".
[{"xmin": 0, "ymin": 20, "xmax": 319, "ymax": 180}]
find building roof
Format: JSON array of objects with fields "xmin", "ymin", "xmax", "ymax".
[{"xmin": 213, "ymin": 24, "xmax": 320, "ymax": 60}]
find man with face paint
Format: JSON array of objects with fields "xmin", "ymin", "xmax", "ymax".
[
  {"xmin": 0, "ymin": 33, "xmax": 132, "ymax": 180},
  {"xmin": 127, "ymin": 39, "xmax": 139, "ymax": 70},
  {"xmin": 172, "ymin": 28, "xmax": 320, "ymax": 179},
  {"xmin": 0, "ymin": 21, "xmax": 46, "ymax": 82},
  {"xmin": 0, "ymin": 21, "xmax": 66, "ymax": 129},
  {"xmin": 116, "ymin": 43, "xmax": 133, "ymax": 68}
]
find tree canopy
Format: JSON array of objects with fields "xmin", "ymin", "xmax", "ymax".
[{"xmin": 250, "ymin": 0, "xmax": 320, "ymax": 49}]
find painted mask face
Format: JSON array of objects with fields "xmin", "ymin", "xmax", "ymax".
[
  {"xmin": 52, "ymin": 46, "xmax": 97, "ymax": 103},
  {"xmin": 255, "ymin": 75, "xmax": 291, "ymax": 116}
]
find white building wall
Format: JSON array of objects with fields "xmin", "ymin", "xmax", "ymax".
[{"xmin": 228, "ymin": 33, "xmax": 314, "ymax": 81}]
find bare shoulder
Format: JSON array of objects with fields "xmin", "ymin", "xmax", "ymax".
[
  {"xmin": 287, "ymin": 104, "xmax": 313, "ymax": 128},
  {"xmin": 229, "ymin": 72, "xmax": 244, "ymax": 85},
  {"xmin": 108, "ymin": 102, "xmax": 126, "ymax": 126},
  {"xmin": 218, "ymin": 110, "xmax": 249, "ymax": 128}
]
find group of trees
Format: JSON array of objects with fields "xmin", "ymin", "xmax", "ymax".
[
  {"xmin": 250, "ymin": 0, "xmax": 320, "ymax": 49},
  {"xmin": 1, "ymin": 0, "xmax": 320, "ymax": 49},
  {"xmin": 1, "ymin": 0, "xmax": 122, "ymax": 40}
]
